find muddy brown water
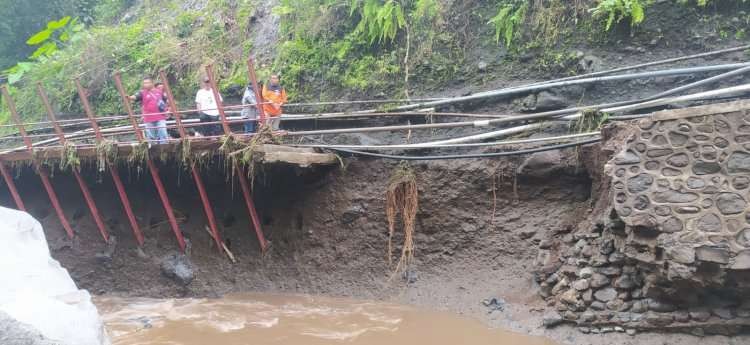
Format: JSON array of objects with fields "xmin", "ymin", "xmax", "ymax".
[{"xmin": 96, "ymin": 293, "xmax": 555, "ymax": 345}]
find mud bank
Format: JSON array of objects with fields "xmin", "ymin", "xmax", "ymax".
[{"xmin": 2, "ymin": 133, "xmax": 747, "ymax": 345}]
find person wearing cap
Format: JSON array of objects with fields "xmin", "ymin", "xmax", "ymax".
[{"xmin": 195, "ymin": 77, "xmax": 223, "ymax": 136}]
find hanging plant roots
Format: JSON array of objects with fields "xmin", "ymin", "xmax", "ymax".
[{"xmin": 385, "ymin": 161, "xmax": 419, "ymax": 275}]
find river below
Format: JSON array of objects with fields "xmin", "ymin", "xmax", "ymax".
[{"xmin": 96, "ymin": 293, "xmax": 555, "ymax": 345}]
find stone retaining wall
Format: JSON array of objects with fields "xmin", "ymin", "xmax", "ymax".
[{"xmin": 536, "ymin": 102, "xmax": 750, "ymax": 335}]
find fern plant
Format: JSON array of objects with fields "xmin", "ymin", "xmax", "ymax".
[
  {"xmin": 352, "ymin": 0, "xmax": 406, "ymax": 43},
  {"xmin": 591, "ymin": 0, "xmax": 646, "ymax": 31},
  {"xmin": 488, "ymin": 1, "xmax": 528, "ymax": 47}
]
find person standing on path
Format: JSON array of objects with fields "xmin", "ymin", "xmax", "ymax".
[
  {"xmin": 241, "ymin": 82, "xmax": 260, "ymax": 134},
  {"xmin": 129, "ymin": 77, "xmax": 169, "ymax": 144},
  {"xmin": 262, "ymin": 74, "xmax": 287, "ymax": 131},
  {"xmin": 195, "ymin": 77, "xmax": 223, "ymax": 137}
]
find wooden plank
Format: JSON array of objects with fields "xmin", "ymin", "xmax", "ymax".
[
  {"xmin": 652, "ymin": 100, "xmax": 750, "ymax": 121},
  {"xmin": 0, "ymin": 140, "xmax": 338, "ymax": 168}
]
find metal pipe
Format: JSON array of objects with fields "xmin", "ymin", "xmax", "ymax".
[
  {"xmin": 1, "ymin": 85, "xmax": 74, "ymax": 238},
  {"xmin": 204, "ymin": 65, "xmax": 232, "ymax": 135},
  {"xmin": 113, "ymin": 73, "xmax": 186, "ymax": 252},
  {"xmin": 0, "ymin": 163, "xmax": 25, "ymax": 211},
  {"xmin": 37, "ymin": 83, "xmax": 110, "ymax": 243},
  {"xmin": 160, "ymin": 70, "xmax": 224, "ymax": 252},
  {"xmin": 392, "ymin": 62, "xmax": 750, "ymax": 112},
  {"xmin": 526, "ymin": 44, "xmax": 750, "ymax": 87},
  {"xmin": 333, "ymin": 137, "xmax": 602, "ymax": 160},
  {"xmin": 296, "ymin": 132, "xmax": 600, "ymax": 150},
  {"xmin": 75, "ymin": 79, "xmax": 144, "ymax": 246}
]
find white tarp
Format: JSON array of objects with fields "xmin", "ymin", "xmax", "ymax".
[{"xmin": 0, "ymin": 207, "xmax": 109, "ymax": 345}]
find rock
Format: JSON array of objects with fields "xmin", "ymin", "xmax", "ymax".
[
  {"xmin": 482, "ymin": 297, "xmax": 505, "ymax": 312},
  {"xmin": 160, "ymin": 253, "xmax": 195, "ymax": 285},
  {"xmin": 542, "ymin": 312, "xmax": 564, "ymax": 328},
  {"xmin": 614, "ymin": 275, "xmax": 636, "ymax": 290},
  {"xmin": 695, "ymin": 213, "xmax": 722, "ymax": 232},
  {"xmin": 590, "ymin": 301, "xmax": 606, "ymax": 310},
  {"xmin": 563, "ymin": 311, "xmax": 579, "ymax": 321},
  {"xmin": 578, "ymin": 326, "xmax": 591, "ymax": 334},
  {"xmin": 695, "ymin": 246, "xmax": 730, "ymax": 264},
  {"xmin": 341, "ymin": 205, "xmax": 365, "ymax": 224},
  {"xmin": 691, "ymin": 328, "xmax": 705, "ymax": 337},
  {"xmin": 582, "ymin": 289, "xmax": 593, "ymax": 303},
  {"xmin": 578, "ymin": 267, "xmax": 594, "ymax": 279},
  {"xmin": 578, "ymin": 54, "xmax": 603, "ymax": 73},
  {"xmin": 715, "ymin": 193, "xmax": 747, "ymax": 215},
  {"xmin": 539, "ymin": 238, "xmax": 554, "ymax": 249},
  {"xmin": 551, "ymin": 277, "xmax": 570, "ymax": 295},
  {"xmin": 572, "ymin": 279, "xmax": 590, "ymax": 291},
  {"xmin": 477, "ymin": 61, "xmax": 488, "ymax": 71},
  {"xmin": 645, "ymin": 312, "xmax": 674, "ymax": 326},
  {"xmin": 614, "ymin": 150, "xmax": 641, "ymax": 165},
  {"xmin": 608, "ymin": 252, "xmax": 626, "ymax": 264},
  {"xmin": 713, "ymin": 308, "xmax": 734, "ymax": 320},
  {"xmin": 630, "ymin": 300, "xmax": 647, "ymax": 313},
  {"xmin": 626, "ymin": 329, "xmax": 637, "ymax": 336},
  {"xmin": 692, "ymin": 161, "xmax": 722, "ymax": 175},
  {"xmin": 647, "ymin": 299, "xmax": 676, "ymax": 312},
  {"xmin": 590, "ymin": 273, "xmax": 611, "ymax": 288},
  {"xmin": 594, "ymin": 288, "xmax": 618, "ymax": 302},
  {"xmin": 534, "ymin": 91, "xmax": 568, "ymax": 111},
  {"xmin": 519, "ymin": 228, "xmax": 537, "ymax": 239},
  {"xmin": 689, "ymin": 309, "xmax": 712, "ymax": 322},
  {"xmin": 731, "ymin": 250, "xmax": 750, "ymax": 269},
  {"xmin": 561, "ymin": 289, "xmax": 580, "ymax": 305},
  {"xmin": 626, "ymin": 174, "xmax": 654, "ymax": 193},
  {"xmin": 727, "ymin": 151, "xmax": 750, "ymax": 173},
  {"xmin": 667, "ymin": 246, "xmax": 695, "ymax": 264},
  {"xmin": 517, "ymin": 150, "xmax": 563, "ymax": 177},
  {"xmin": 598, "ymin": 266, "xmax": 622, "ymax": 276}
]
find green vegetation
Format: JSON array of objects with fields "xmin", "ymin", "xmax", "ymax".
[{"xmin": 1, "ymin": 0, "xmax": 749, "ymax": 131}]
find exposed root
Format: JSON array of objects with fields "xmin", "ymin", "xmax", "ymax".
[
  {"xmin": 95, "ymin": 139, "xmax": 117, "ymax": 172},
  {"xmin": 225, "ymin": 126, "xmax": 280, "ymax": 186},
  {"xmin": 386, "ymin": 161, "xmax": 419, "ymax": 275},
  {"xmin": 59, "ymin": 142, "xmax": 81, "ymax": 172}
]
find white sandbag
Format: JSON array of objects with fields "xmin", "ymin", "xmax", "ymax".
[{"xmin": 0, "ymin": 207, "xmax": 109, "ymax": 345}]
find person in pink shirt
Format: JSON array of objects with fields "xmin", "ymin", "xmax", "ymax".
[{"xmin": 128, "ymin": 77, "xmax": 169, "ymax": 144}]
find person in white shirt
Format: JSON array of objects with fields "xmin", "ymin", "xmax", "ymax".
[{"xmin": 195, "ymin": 78, "xmax": 223, "ymax": 136}]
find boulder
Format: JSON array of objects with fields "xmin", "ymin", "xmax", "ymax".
[
  {"xmin": 0, "ymin": 208, "xmax": 109, "ymax": 345},
  {"xmin": 542, "ymin": 312, "xmax": 564, "ymax": 328},
  {"xmin": 160, "ymin": 253, "xmax": 195, "ymax": 285}
]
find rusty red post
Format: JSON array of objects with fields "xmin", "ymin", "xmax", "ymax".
[
  {"xmin": 37, "ymin": 83, "xmax": 110, "ymax": 243},
  {"xmin": 236, "ymin": 166, "xmax": 268, "ymax": 252},
  {"xmin": 75, "ymin": 79, "xmax": 144, "ymax": 246},
  {"xmin": 0, "ymin": 163, "xmax": 25, "ymax": 211},
  {"xmin": 0, "ymin": 85, "xmax": 74, "ymax": 238},
  {"xmin": 159, "ymin": 70, "xmax": 223, "ymax": 251},
  {"xmin": 204, "ymin": 64, "xmax": 268, "ymax": 252},
  {"xmin": 204, "ymin": 65, "xmax": 232, "ymax": 135},
  {"xmin": 246, "ymin": 57, "xmax": 267, "ymax": 124},
  {"xmin": 113, "ymin": 73, "xmax": 186, "ymax": 252}
]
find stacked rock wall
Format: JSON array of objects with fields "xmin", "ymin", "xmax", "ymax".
[{"xmin": 536, "ymin": 102, "xmax": 750, "ymax": 335}]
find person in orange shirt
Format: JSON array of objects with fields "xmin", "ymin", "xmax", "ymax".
[{"xmin": 262, "ymin": 74, "xmax": 287, "ymax": 130}]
